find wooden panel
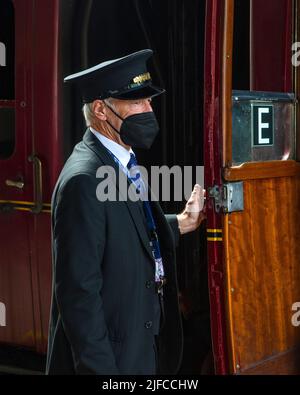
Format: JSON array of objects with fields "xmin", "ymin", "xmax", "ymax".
[
  {"xmin": 224, "ymin": 176, "xmax": 300, "ymax": 373},
  {"xmin": 222, "ymin": 0, "xmax": 234, "ymax": 168},
  {"xmin": 242, "ymin": 347, "xmax": 300, "ymax": 375},
  {"xmin": 224, "ymin": 161, "xmax": 300, "ymax": 181}
]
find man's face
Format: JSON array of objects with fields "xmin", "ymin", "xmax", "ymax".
[
  {"xmin": 91, "ymin": 97, "xmax": 154, "ymax": 149},
  {"xmin": 106, "ymin": 97, "xmax": 153, "ymax": 132}
]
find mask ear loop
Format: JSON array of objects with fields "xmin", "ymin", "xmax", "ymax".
[
  {"xmin": 103, "ymin": 100, "xmax": 123, "ymax": 135},
  {"xmin": 104, "ymin": 100, "xmax": 125, "ymax": 121}
]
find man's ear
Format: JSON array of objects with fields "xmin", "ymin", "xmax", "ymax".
[{"xmin": 93, "ymin": 100, "xmax": 107, "ymax": 120}]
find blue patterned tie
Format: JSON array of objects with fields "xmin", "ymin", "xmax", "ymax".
[
  {"xmin": 126, "ymin": 153, "xmax": 165, "ymax": 289},
  {"xmin": 126, "ymin": 153, "xmax": 147, "ymax": 199}
]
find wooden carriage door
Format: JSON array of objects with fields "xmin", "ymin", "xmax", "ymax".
[{"xmin": 220, "ymin": 0, "xmax": 300, "ymax": 374}]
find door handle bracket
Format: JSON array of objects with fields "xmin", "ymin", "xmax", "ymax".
[{"xmin": 208, "ymin": 182, "xmax": 244, "ymax": 213}]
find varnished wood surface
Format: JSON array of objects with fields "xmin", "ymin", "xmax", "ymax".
[
  {"xmin": 222, "ymin": 0, "xmax": 234, "ymax": 168},
  {"xmin": 224, "ymin": 176, "xmax": 300, "ymax": 373},
  {"xmin": 224, "ymin": 161, "xmax": 300, "ymax": 181},
  {"xmin": 220, "ymin": 0, "xmax": 300, "ymax": 374},
  {"xmin": 242, "ymin": 347, "xmax": 300, "ymax": 375}
]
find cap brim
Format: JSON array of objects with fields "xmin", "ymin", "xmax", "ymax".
[{"xmin": 111, "ymin": 84, "xmax": 165, "ymax": 100}]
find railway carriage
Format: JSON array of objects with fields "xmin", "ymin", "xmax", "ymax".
[{"xmin": 0, "ymin": 0, "xmax": 299, "ymax": 374}]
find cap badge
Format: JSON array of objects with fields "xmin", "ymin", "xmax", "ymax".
[{"xmin": 132, "ymin": 72, "xmax": 151, "ymax": 85}]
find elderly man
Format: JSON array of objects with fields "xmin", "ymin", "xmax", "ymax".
[{"xmin": 46, "ymin": 49, "xmax": 205, "ymax": 375}]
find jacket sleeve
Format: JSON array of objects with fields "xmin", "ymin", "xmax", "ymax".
[
  {"xmin": 164, "ymin": 214, "xmax": 180, "ymax": 247},
  {"xmin": 52, "ymin": 174, "xmax": 119, "ymax": 374}
]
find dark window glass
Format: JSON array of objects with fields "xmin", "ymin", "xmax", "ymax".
[
  {"xmin": 233, "ymin": 0, "xmax": 293, "ymax": 92},
  {"xmin": 232, "ymin": 0, "xmax": 251, "ymax": 91},
  {"xmin": 0, "ymin": 0, "xmax": 15, "ymax": 99},
  {"xmin": 0, "ymin": 108, "xmax": 15, "ymax": 159},
  {"xmin": 0, "ymin": 0, "xmax": 15, "ymax": 160}
]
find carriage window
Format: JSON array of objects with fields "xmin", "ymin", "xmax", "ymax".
[
  {"xmin": 233, "ymin": 0, "xmax": 293, "ymax": 92},
  {"xmin": 232, "ymin": 0, "xmax": 295, "ymax": 165},
  {"xmin": 0, "ymin": 0, "xmax": 15, "ymax": 159}
]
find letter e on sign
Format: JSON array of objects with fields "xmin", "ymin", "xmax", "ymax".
[{"xmin": 252, "ymin": 104, "xmax": 274, "ymax": 147}]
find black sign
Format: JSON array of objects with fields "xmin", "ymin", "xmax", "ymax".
[{"xmin": 252, "ymin": 104, "xmax": 274, "ymax": 147}]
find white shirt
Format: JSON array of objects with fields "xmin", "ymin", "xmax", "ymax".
[{"xmin": 90, "ymin": 127, "xmax": 134, "ymax": 169}]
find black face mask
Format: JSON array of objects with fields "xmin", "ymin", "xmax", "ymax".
[{"xmin": 105, "ymin": 102, "xmax": 159, "ymax": 149}]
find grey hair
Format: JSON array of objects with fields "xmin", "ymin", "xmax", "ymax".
[
  {"xmin": 82, "ymin": 98, "xmax": 115, "ymax": 127},
  {"xmin": 82, "ymin": 103, "xmax": 94, "ymax": 127}
]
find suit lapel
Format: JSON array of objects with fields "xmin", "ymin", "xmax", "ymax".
[{"xmin": 83, "ymin": 129, "xmax": 154, "ymax": 263}]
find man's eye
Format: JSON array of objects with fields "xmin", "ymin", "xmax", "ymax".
[{"xmin": 131, "ymin": 99, "xmax": 151, "ymax": 106}]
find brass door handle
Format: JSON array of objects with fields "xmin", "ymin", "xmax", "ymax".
[
  {"xmin": 28, "ymin": 154, "xmax": 43, "ymax": 214},
  {"xmin": 5, "ymin": 179, "xmax": 25, "ymax": 189}
]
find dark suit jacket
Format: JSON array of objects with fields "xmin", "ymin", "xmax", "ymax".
[{"xmin": 46, "ymin": 129, "xmax": 183, "ymax": 375}]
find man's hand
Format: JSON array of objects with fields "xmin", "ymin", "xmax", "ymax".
[{"xmin": 176, "ymin": 184, "xmax": 206, "ymax": 235}]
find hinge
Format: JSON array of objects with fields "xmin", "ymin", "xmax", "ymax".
[{"xmin": 208, "ymin": 182, "xmax": 244, "ymax": 213}]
